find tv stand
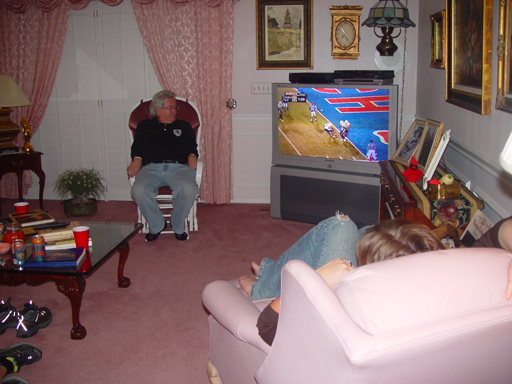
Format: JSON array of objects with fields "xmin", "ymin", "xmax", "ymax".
[{"xmin": 270, "ymin": 164, "xmax": 381, "ymax": 228}]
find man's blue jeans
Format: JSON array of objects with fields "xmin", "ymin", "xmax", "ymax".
[
  {"xmin": 250, "ymin": 214, "xmax": 368, "ymax": 301},
  {"xmin": 131, "ymin": 163, "xmax": 199, "ymax": 235}
]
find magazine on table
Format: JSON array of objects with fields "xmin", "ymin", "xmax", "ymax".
[{"xmin": 9, "ymin": 210, "xmax": 55, "ymax": 227}]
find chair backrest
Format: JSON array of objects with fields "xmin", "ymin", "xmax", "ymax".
[
  {"xmin": 129, "ymin": 97, "xmax": 201, "ymax": 147},
  {"xmin": 256, "ymin": 247, "xmax": 512, "ymax": 384}
]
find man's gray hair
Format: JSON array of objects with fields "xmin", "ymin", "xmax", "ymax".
[{"xmin": 150, "ymin": 90, "xmax": 176, "ymax": 118}]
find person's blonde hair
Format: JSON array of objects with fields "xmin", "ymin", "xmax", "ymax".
[{"xmin": 356, "ymin": 219, "xmax": 444, "ymax": 266}]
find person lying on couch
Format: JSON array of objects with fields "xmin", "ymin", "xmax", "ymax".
[
  {"xmin": 251, "ymin": 218, "xmax": 445, "ymax": 346},
  {"xmin": 239, "ymin": 213, "xmax": 442, "ymax": 301},
  {"xmin": 239, "ymin": 214, "xmax": 512, "ymax": 346}
]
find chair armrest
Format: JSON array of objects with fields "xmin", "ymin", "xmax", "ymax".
[
  {"xmin": 196, "ymin": 159, "xmax": 203, "ymax": 188},
  {"xmin": 202, "ymin": 280, "xmax": 271, "ymax": 354}
]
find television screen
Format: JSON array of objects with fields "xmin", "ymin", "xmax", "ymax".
[{"xmin": 272, "ymin": 82, "xmax": 398, "ymax": 173}]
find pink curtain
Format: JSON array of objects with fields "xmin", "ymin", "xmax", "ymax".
[
  {"xmin": 1, "ymin": 0, "xmax": 236, "ymax": 204},
  {"xmin": 132, "ymin": 0, "xmax": 235, "ymax": 204},
  {"xmin": 0, "ymin": 1, "xmax": 69, "ymax": 198}
]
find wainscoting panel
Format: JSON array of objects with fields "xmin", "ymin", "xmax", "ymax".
[
  {"xmin": 232, "ymin": 114, "xmax": 272, "ymax": 203},
  {"xmin": 444, "ymin": 139, "xmax": 512, "ymax": 222}
]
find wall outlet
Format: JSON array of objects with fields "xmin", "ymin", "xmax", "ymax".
[{"xmin": 251, "ymin": 82, "xmax": 271, "ymax": 94}]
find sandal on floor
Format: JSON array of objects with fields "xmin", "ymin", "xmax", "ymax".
[{"xmin": 145, "ymin": 221, "xmax": 167, "ymax": 242}]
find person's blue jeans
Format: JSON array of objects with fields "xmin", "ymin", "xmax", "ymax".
[
  {"xmin": 131, "ymin": 163, "xmax": 199, "ymax": 235},
  {"xmin": 250, "ymin": 214, "xmax": 368, "ymax": 301}
]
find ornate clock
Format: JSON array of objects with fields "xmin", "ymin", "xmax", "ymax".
[{"xmin": 330, "ymin": 5, "xmax": 363, "ymax": 60}]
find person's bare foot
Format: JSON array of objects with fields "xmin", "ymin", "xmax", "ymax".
[
  {"xmin": 251, "ymin": 261, "xmax": 260, "ymax": 275},
  {"xmin": 239, "ymin": 276, "xmax": 257, "ymax": 296}
]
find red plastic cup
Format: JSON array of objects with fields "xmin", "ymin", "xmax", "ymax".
[
  {"xmin": 14, "ymin": 202, "xmax": 29, "ymax": 213},
  {"xmin": 72, "ymin": 226, "xmax": 90, "ymax": 251}
]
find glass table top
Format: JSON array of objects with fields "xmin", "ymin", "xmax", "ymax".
[{"xmin": 0, "ymin": 221, "xmax": 141, "ymax": 276}]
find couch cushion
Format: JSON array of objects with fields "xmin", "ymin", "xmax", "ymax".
[{"xmin": 335, "ymin": 247, "xmax": 512, "ymax": 333}]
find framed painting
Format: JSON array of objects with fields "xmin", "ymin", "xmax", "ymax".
[
  {"xmin": 496, "ymin": 0, "xmax": 512, "ymax": 113},
  {"xmin": 256, "ymin": 0, "xmax": 313, "ymax": 69},
  {"xmin": 392, "ymin": 119, "xmax": 426, "ymax": 166},
  {"xmin": 446, "ymin": 0, "xmax": 493, "ymax": 115},
  {"xmin": 416, "ymin": 119, "xmax": 445, "ymax": 172},
  {"xmin": 430, "ymin": 10, "xmax": 446, "ymax": 69}
]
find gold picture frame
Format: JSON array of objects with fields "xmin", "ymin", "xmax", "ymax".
[
  {"xmin": 496, "ymin": 0, "xmax": 512, "ymax": 113},
  {"xmin": 256, "ymin": 0, "xmax": 313, "ymax": 69},
  {"xmin": 430, "ymin": 10, "xmax": 446, "ymax": 69},
  {"xmin": 446, "ymin": 0, "xmax": 493, "ymax": 115},
  {"xmin": 392, "ymin": 119, "xmax": 426, "ymax": 166},
  {"xmin": 416, "ymin": 119, "xmax": 445, "ymax": 172}
]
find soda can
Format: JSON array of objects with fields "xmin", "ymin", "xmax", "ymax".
[
  {"xmin": 11, "ymin": 239, "xmax": 26, "ymax": 266},
  {"xmin": 31, "ymin": 235, "xmax": 46, "ymax": 262}
]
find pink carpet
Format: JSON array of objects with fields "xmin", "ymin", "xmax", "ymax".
[{"xmin": 0, "ymin": 199, "xmax": 314, "ymax": 383}]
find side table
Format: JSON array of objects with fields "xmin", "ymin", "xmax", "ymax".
[
  {"xmin": 380, "ymin": 160, "xmax": 484, "ymax": 228},
  {"xmin": 0, "ymin": 151, "xmax": 45, "ymax": 217}
]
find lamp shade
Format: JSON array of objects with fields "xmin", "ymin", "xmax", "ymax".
[
  {"xmin": 0, "ymin": 75, "xmax": 32, "ymax": 108},
  {"xmin": 499, "ymin": 131, "xmax": 512, "ymax": 175},
  {"xmin": 362, "ymin": 0, "xmax": 416, "ymax": 28}
]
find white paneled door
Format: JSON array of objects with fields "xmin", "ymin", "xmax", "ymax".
[{"xmin": 36, "ymin": 0, "xmax": 161, "ymax": 201}]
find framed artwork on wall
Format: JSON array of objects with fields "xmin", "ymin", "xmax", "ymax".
[
  {"xmin": 392, "ymin": 119, "xmax": 426, "ymax": 166},
  {"xmin": 430, "ymin": 10, "xmax": 446, "ymax": 69},
  {"xmin": 446, "ymin": 0, "xmax": 493, "ymax": 115},
  {"xmin": 416, "ymin": 119, "xmax": 445, "ymax": 172},
  {"xmin": 496, "ymin": 0, "xmax": 512, "ymax": 113},
  {"xmin": 256, "ymin": 0, "xmax": 313, "ymax": 69}
]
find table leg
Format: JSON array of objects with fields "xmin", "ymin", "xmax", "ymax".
[
  {"xmin": 55, "ymin": 276, "xmax": 87, "ymax": 340},
  {"xmin": 33, "ymin": 169, "xmax": 46, "ymax": 211},
  {"xmin": 16, "ymin": 171, "xmax": 23, "ymax": 202},
  {"xmin": 117, "ymin": 242, "xmax": 131, "ymax": 288}
]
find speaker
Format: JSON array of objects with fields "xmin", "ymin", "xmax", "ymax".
[{"xmin": 270, "ymin": 165, "xmax": 381, "ymax": 228}]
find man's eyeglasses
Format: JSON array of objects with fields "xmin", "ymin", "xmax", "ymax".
[{"xmin": 162, "ymin": 106, "xmax": 179, "ymax": 111}]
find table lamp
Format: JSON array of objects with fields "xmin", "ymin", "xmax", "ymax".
[
  {"xmin": 0, "ymin": 75, "xmax": 32, "ymax": 153},
  {"xmin": 362, "ymin": 0, "xmax": 416, "ymax": 56}
]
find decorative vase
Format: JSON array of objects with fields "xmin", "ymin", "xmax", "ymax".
[{"xmin": 62, "ymin": 198, "xmax": 98, "ymax": 217}]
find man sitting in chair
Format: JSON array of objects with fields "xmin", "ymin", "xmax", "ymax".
[{"xmin": 127, "ymin": 90, "xmax": 199, "ymax": 242}]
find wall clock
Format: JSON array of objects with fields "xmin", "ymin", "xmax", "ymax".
[{"xmin": 330, "ymin": 5, "xmax": 363, "ymax": 60}]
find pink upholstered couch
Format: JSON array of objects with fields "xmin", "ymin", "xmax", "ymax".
[{"xmin": 202, "ymin": 247, "xmax": 512, "ymax": 384}]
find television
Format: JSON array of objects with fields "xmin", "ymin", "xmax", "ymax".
[{"xmin": 271, "ymin": 82, "xmax": 399, "ymax": 175}]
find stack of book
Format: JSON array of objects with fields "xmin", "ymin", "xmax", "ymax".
[
  {"xmin": 37, "ymin": 222, "xmax": 92, "ymax": 250},
  {"xmin": 23, "ymin": 247, "xmax": 86, "ymax": 268}
]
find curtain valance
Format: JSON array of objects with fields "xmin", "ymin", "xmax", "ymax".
[{"xmin": 1, "ymin": 0, "xmax": 233, "ymax": 13}]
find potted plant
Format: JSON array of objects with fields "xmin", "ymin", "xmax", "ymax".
[{"xmin": 54, "ymin": 168, "xmax": 107, "ymax": 217}]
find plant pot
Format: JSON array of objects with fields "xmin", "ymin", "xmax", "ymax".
[{"xmin": 62, "ymin": 198, "xmax": 98, "ymax": 217}]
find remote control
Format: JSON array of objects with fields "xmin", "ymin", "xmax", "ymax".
[{"xmin": 33, "ymin": 221, "xmax": 70, "ymax": 230}]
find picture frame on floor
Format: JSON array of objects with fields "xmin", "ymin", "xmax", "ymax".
[
  {"xmin": 416, "ymin": 119, "xmax": 445, "ymax": 172},
  {"xmin": 392, "ymin": 119, "xmax": 426, "ymax": 166},
  {"xmin": 256, "ymin": 0, "xmax": 313, "ymax": 69},
  {"xmin": 423, "ymin": 130, "xmax": 451, "ymax": 190},
  {"xmin": 446, "ymin": 0, "xmax": 493, "ymax": 115}
]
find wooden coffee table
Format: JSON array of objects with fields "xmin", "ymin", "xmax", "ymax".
[{"xmin": 0, "ymin": 221, "xmax": 142, "ymax": 340}]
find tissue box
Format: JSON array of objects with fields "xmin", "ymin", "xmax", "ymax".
[{"xmin": 427, "ymin": 181, "xmax": 461, "ymax": 200}]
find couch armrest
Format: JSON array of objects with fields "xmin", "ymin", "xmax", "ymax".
[{"xmin": 202, "ymin": 280, "xmax": 271, "ymax": 354}]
